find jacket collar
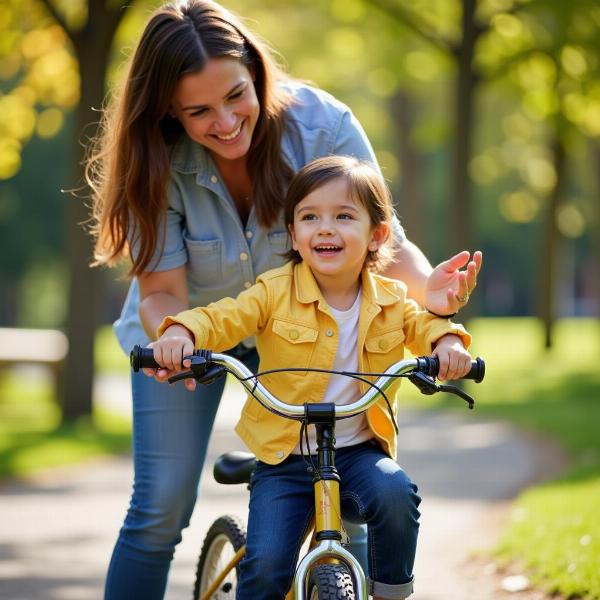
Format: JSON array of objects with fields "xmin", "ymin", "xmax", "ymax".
[{"xmin": 293, "ymin": 261, "xmax": 401, "ymax": 307}]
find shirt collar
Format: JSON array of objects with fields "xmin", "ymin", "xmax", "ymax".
[
  {"xmin": 170, "ymin": 135, "xmax": 210, "ymax": 176},
  {"xmin": 293, "ymin": 260, "xmax": 401, "ymax": 307}
]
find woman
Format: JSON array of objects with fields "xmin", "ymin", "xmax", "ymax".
[{"xmin": 88, "ymin": 1, "xmax": 481, "ymax": 599}]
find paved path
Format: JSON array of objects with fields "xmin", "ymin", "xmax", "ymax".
[{"xmin": 0, "ymin": 375, "xmax": 563, "ymax": 599}]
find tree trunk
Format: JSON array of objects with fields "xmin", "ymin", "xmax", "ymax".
[
  {"xmin": 61, "ymin": 3, "xmax": 125, "ymax": 420},
  {"xmin": 390, "ymin": 90, "xmax": 425, "ymax": 251},
  {"xmin": 539, "ymin": 136, "xmax": 566, "ymax": 349},
  {"xmin": 450, "ymin": 0, "xmax": 477, "ymax": 258}
]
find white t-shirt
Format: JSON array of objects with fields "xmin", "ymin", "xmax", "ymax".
[{"xmin": 292, "ymin": 289, "xmax": 373, "ymax": 454}]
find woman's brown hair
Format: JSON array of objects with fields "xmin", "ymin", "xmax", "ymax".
[
  {"xmin": 283, "ymin": 156, "xmax": 396, "ymax": 272},
  {"xmin": 88, "ymin": 0, "xmax": 294, "ymax": 275}
]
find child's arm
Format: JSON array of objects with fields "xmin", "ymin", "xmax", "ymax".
[{"xmin": 431, "ymin": 333, "xmax": 472, "ymax": 381}]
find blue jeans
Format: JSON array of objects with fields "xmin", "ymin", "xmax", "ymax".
[
  {"xmin": 237, "ymin": 440, "xmax": 421, "ymax": 600},
  {"xmin": 104, "ymin": 346, "xmax": 368, "ymax": 600}
]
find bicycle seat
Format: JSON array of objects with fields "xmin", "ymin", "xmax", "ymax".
[{"xmin": 213, "ymin": 451, "xmax": 256, "ymax": 485}]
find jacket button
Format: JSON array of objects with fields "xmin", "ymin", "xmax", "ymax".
[
  {"xmin": 276, "ymin": 450, "xmax": 285, "ymax": 458},
  {"xmin": 289, "ymin": 329, "xmax": 299, "ymax": 340},
  {"xmin": 378, "ymin": 339, "xmax": 389, "ymax": 350},
  {"xmin": 326, "ymin": 329, "xmax": 334, "ymax": 337},
  {"xmin": 210, "ymin": 175, "xmax": 218, "ymax": 183}
]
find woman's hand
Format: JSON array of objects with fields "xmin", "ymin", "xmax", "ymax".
[
  {"xmin": 424, "ymin": 250, "xmax": 482, "ymax": 316},
  {"xmin": 142, "ymin": 324, "xmax": 197, "ymax": 391},
  {"xmin": 432, "ymin": 334, "xmax": 472, "ymax": 380}
]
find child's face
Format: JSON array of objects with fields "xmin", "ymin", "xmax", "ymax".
[{"xmin": 289, "ymin": 177, "xmax": 388, "ymax": 284}]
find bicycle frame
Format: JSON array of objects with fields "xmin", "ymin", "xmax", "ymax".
[{"xmin": 195, "ymin": 353, "xmax": 430, "ymax": 600}]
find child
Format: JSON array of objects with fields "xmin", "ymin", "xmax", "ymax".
[{"xmin": 148, "ymin": 156, "xmax": 472, "ymax": 600}]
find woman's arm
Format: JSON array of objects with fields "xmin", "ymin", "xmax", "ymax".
[
  {"xmin": 138, "ymin": 265, "xmax": 197, "ymax": 388},
  {"xmin": 138, "ymin": 266, "xmax": 189, "ymax": 340},
  {"xmin": 383, "ymin": 238, "xmax": 432, "ymax": 305}
]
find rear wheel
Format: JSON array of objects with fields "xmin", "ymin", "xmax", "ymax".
[
  {"xmin": 194, "ymin": 515, "xmax": 246, "ymax": 600},
  {"xmin": 307, "ymin": 564, "xmax": 355, "ymax": 600}
]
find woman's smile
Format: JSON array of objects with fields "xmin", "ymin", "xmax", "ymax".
[{"xmin": 212, "ymin": 119, "xmax": 244, "ymax": 143}]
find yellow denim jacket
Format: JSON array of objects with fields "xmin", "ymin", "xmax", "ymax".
[{"xmin": 158, "ymin": 261, "xmax": 470, "ymax": 464}]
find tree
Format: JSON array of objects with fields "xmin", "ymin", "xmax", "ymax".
[{"xmin": 35, "ymin": 0, "xmax": 130, "ymax": 419}]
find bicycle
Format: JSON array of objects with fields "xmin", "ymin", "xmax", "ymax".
[{"xmin": 131, "ymin": 345, "xmax": 485, "ymax": 600}]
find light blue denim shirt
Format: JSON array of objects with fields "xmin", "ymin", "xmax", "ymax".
[{"xmin": 114, "ymin": 81, "xmax": 405, "ymax": 352}]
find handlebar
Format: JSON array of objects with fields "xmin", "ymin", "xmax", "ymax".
[{"xmin": 130, "ymin": 345, "xmax": 485, "ymax": 417}]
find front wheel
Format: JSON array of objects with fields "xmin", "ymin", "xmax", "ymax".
[
  {"xmin": 307, "ymin": 564, "xmax": 355, "ymax": 600},
  {"xmin": 194, "ymin": 515, "xmax": 246, "ymax": 600}
]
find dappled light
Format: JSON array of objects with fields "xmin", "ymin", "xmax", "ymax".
[
  {"xmin": 0, "ymin": 137, "xmax": 22, "ymax": 180},
  {"xmin": 556, "ymin": 203, "xmax": 586, "ymax": 238},
  {"xmin": 499, "ymin": 190, "xmax": 540, "ymax": 223},
  {"xmin": 404, "ymin": 50, "xmax": 440, "ymax": 82},
  {"xmin": 521, "ymin": 155, "xmax": 557, "ymax": 194},
  {"xmin": 36, "ymin": 107, "xmax": 64, "ymax": 139}
]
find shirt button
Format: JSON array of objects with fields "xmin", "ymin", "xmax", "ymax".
[
  {"xmin": 246, "ymin": 231, "xmax": 253, "ymax": 239},
  {"xmin": 210, "ymin": 175, "xmax": 218, "ymax": 183},
  {"xmin": 378, "ymin": 339, "xmax": 389, "ymax": 351},
  {"xmin": 244, "ymin": 281, "xmax": 252, "ymax": 289},
  {"xmin": 289, "ymin": 329, "xmax": 299, "ymax": 340},
  {"xmin": 276, "ymin": 450, "xmax": 285, "ymax": 459},
  {"xmin": 240, "ymin": 252, "xmax": 249, "ymax": 261},
  {"xmin": 326, "ymin": 329, "xmax": 334, "ymax": 337}
]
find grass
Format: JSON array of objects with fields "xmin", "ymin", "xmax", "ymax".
[
  {"xmin": 405, "ymin": 317, "xmax": 600, "ymax": 599},
  {"xmin": 0, "ymin": 325, "xmax": 131, "ymax": 479}
]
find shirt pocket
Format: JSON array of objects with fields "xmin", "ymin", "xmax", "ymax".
[
  {"xmin": 183, "ymin": 235, "xmax": 222, "ymax": 285},
  {"xmin": 267, "ymin": 231, "xmax": 290, "ymax": 269},
  {"xmin": 365, "ymin": 329, "xmax": 406, "ymax": 371},
  {"xmin": 270, "ymin": 319, "xmax": 319, "ymax": 375}
]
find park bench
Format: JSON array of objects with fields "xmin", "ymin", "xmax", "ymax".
[{"xmin": 0, "ymin": 327, "xmax": 68, "ymax": 398}]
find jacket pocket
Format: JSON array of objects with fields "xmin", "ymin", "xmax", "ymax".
[
  {"xmin": 269, "ymin": 319, "xmax": 318, "ymax": 375},
  {"xmin": 365, "ymin": 328, "xmax": 406, "ymax": 373},
  {"xmin": 365, "ymin": 329, "xmax": 405, "ymax": 354}
]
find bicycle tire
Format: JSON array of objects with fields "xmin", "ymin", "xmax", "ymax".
[
  {"xmin": 193, "ymin": 515, "xmax": 247, "ymax": 600},
  {"xmin": 307, "ymin": 563, "xmax": 356, "ymax": 600}
]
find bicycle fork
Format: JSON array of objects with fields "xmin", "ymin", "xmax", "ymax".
[{"xmin": 293, "ymin": 406, "xmax": 368, "ymax": 600}]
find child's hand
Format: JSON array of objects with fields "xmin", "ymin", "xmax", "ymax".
[
  {"xmin": 142, "ymin": 324, "xmax": 196, "ymax": 390},
  {"xmin": 432, "ymin": 334, "xmax": 472, "ymax": 381}
]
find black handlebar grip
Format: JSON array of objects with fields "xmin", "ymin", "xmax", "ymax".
[
  {"xmin": 130, "ymin": 345, "xmax": 160, "ymax": 372},
  {"xmin": 465, "ymin": 357, "xmax": 485, "ymax": 383},
  {"xmin": 420, "ymin": 356, "xmax": 485, "ymax": 382}
]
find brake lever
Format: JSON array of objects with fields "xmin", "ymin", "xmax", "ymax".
[
  {"xmin": 408, "ymin": 372, "xmax": 475, "ymax": 409},
  {"xmin": 408, "ymin": 372, "xmax": 438, "ymax": 395},
  {"xmin": 167, "ymin": 352, "xmax": 216, "ymax": 385},
  {"xmin": 168, "ymin": 364, "xmax": 226, "ymax": 385},
  {"xmin": 168, "ymin": 370, "xmax": 194, "ymax": 384},
  {"xmin": 437, "ymin": 383, "xmax": 475, "ymax": 409}
]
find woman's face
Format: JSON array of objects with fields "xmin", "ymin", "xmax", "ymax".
[{"xmin": 170, "ymin": 58, "xmax": 260, "ymax": 162}]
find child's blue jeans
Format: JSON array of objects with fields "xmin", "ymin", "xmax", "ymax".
[{"xmin": 237, "ymin": 440, "xmax": 421, "ymax": 600}]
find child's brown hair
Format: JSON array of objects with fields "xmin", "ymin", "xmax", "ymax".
[{"xmin": 283, "ymin": 156, "xmax": 397, "ymax": 271}]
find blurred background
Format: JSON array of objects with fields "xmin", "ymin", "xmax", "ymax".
[{"xmin": 0, "ymin": 1, "xmax": 599, "ymax": 597}]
